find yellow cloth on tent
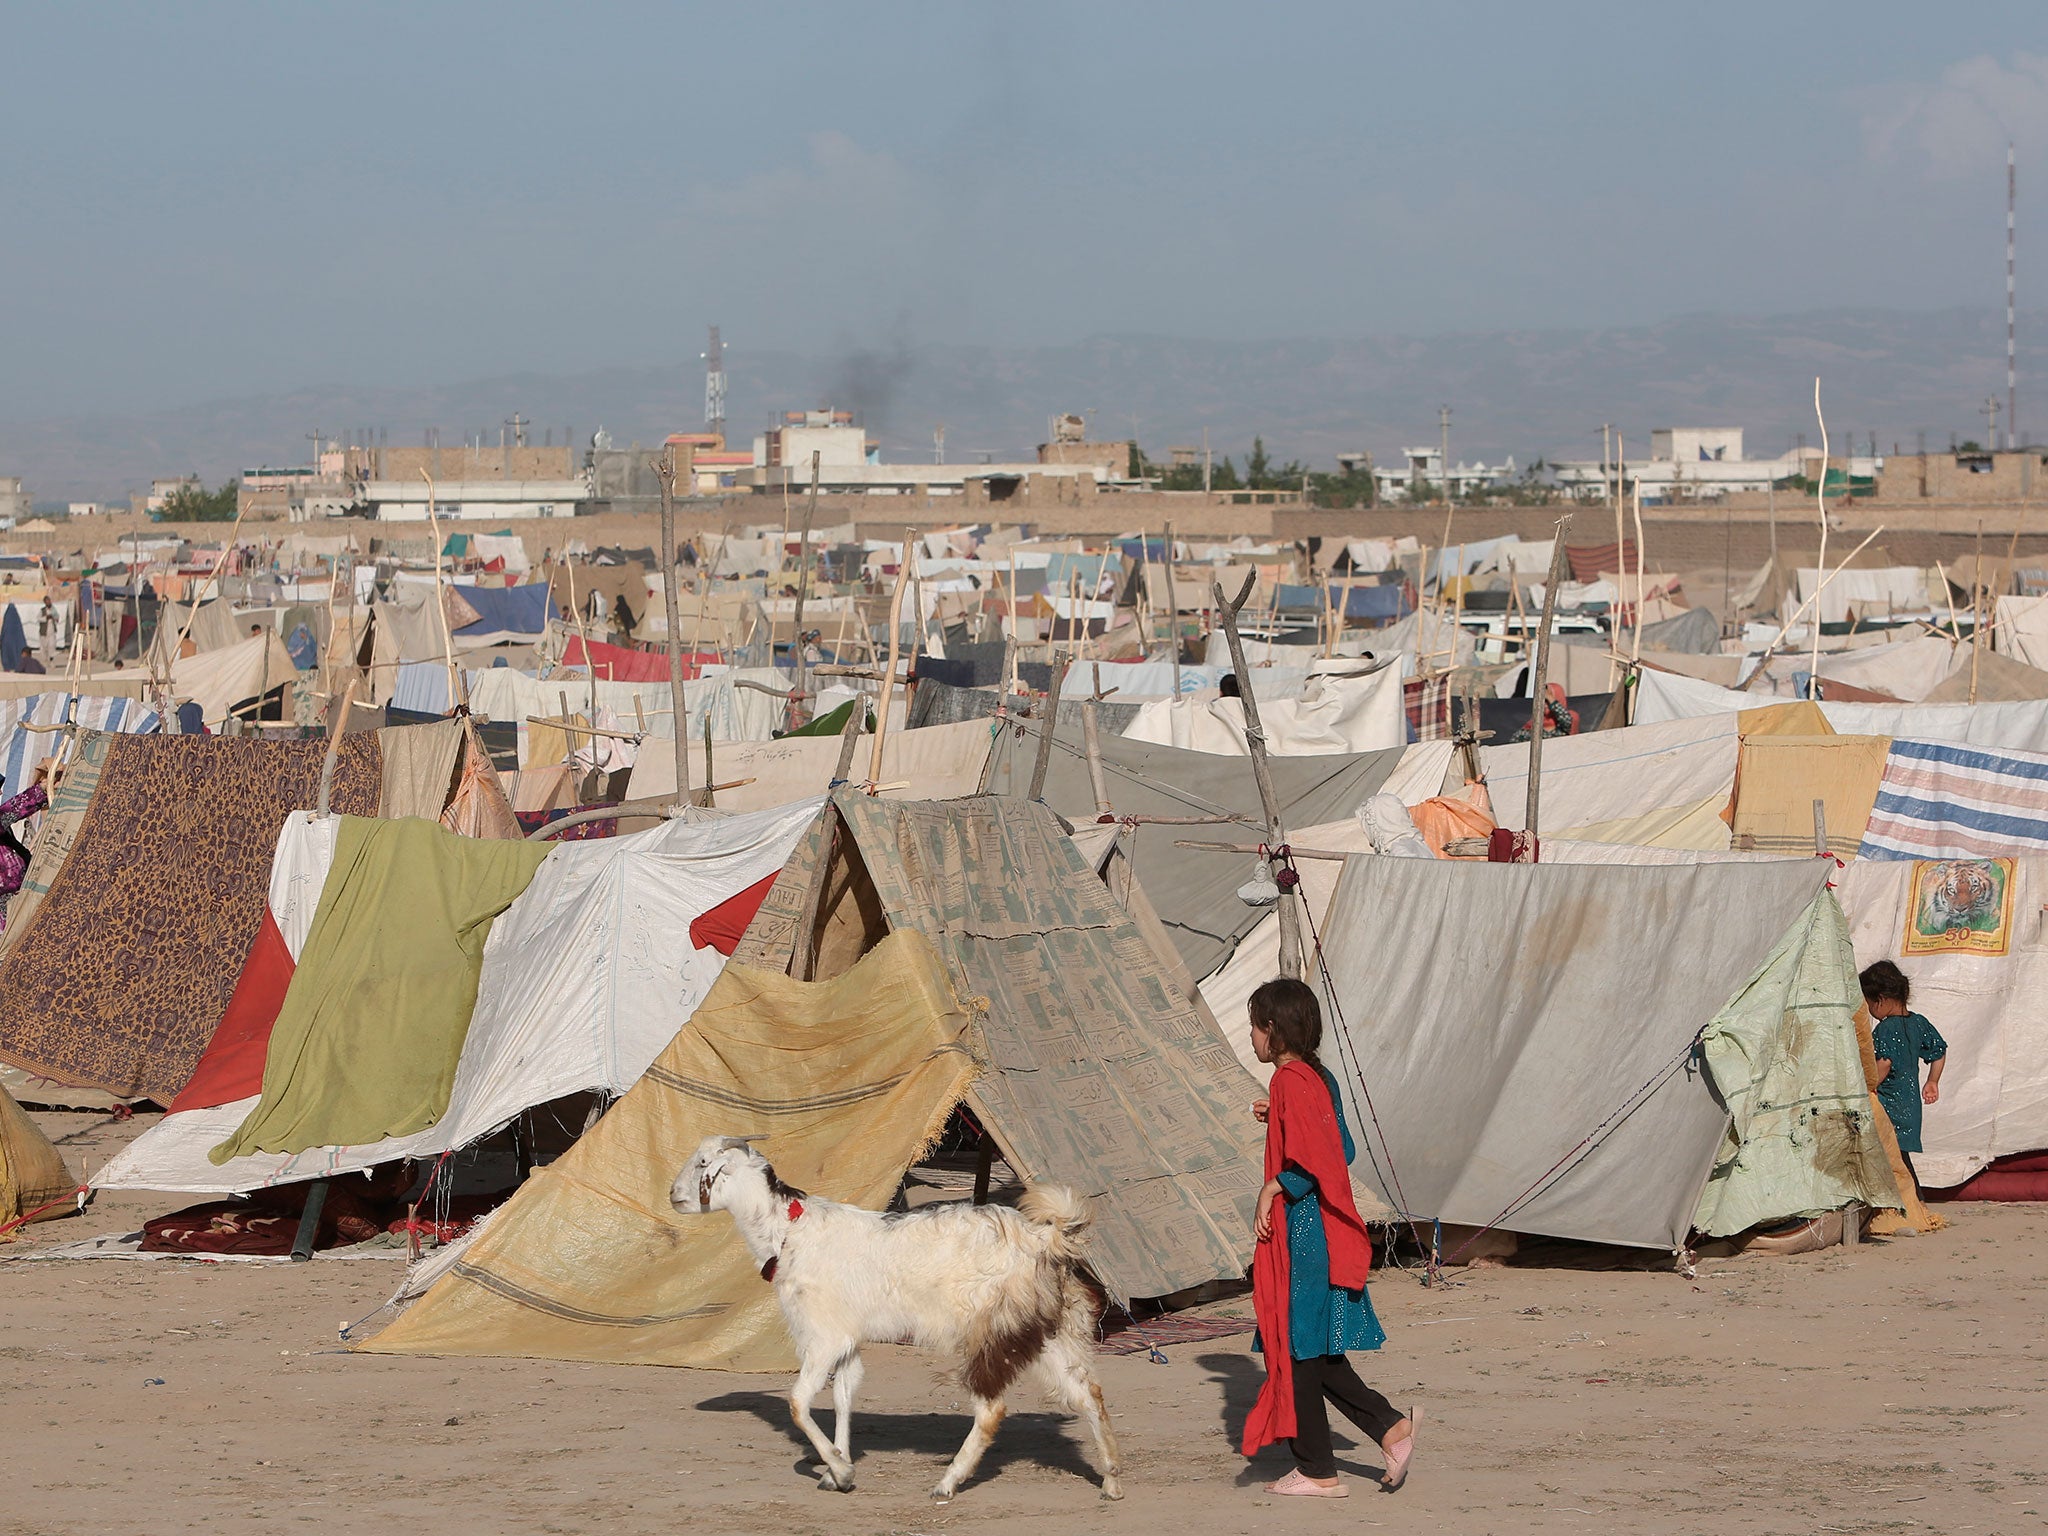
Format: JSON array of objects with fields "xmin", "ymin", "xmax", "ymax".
[
  {"xmin": 359, "ymin": 929, "xmax": 979, "ymax": 1372},
  {"xmin": 1729, "ymin": 735, "xmax": 1891, "ymax": 858},
  {"xmin": 1737, "ymin": 700, "xmax": 1836, "ymax": 737},
  {"xmin": 1, "ymin": 1083, "xmax": 72, "ymax": 1235},
  {"xmin": 211, "ymin": 817, "xmax": 549, "ymax": 1163}
]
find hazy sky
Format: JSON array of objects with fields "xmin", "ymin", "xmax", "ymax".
[{"xmin": 6, "ymin": 2, "xmax": 2048, "ymax": 419}]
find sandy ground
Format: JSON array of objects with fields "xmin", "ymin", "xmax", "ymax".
[{"xmin": 3, "ymin": 1109, "xmax": 2043, "ymax": 1536}]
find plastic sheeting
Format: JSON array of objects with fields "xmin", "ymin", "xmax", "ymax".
[
  {"xmin": 1796, "ymin": 566, "xmax": 1931, "ymax": 625},
  {"xmin": 623, "ymin": 718, "xmax": 991, "ymax": 810},
  {"xmin": 982, "ymin": 726, "xmax": 1414, "ymax": 979},
  {"xmin": 462, "ymin": 667, "xmax": 790, "ymax": 767},
  {"xmin": 1314, "ymin": 855, "xmax": 1835, "ymax": 1249},
  {"xmin": 1482, "ymin": 713, "xmax": 1740, "ymax": 848},
  {"xmin": 1691, "ymin": 892, "xmax": 1900, "ymax": 1235},
  {"xmin": 1635, "ymin": 668, "xmax": 2048, "ymax": 752},
  {"xmin": 1121, "ymin": 668, "xmax": 1405, "ymax": 756},
  {"xmin": 94, "ymin": 799, "xmax": 822, "ymax": 1194}
]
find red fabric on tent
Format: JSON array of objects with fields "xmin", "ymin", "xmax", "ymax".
[
  {"xmin": 561, "ymin": 636, "xmax": 720, "ymax": 684},
  {"xmin": 166, "ymin": 910, "xmax": 294, "ymax": 1113},
  {"xmin": 1927, "ymin": 1149, "xmax": 2048, "ymax": 1202},
  {"xmin": 1565, "ymin": 540, "xmax": 1640, "ymax": 583},
  {"xmin": 688, "ymin": 872, "xmax": 778, "ymax": 955}
]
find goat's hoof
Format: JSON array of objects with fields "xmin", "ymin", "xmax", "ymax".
[
  {"xmin": 930, "ymin": 1486, "xmax": 957, "ymax": 1505},
  {"xmin": 816, "ymin": 1468, "xmax": 854, "ymax": 1493},
  {"xmin": 1100, "ymin": 1479, "xmax": 1125, "ymax": 1501}
]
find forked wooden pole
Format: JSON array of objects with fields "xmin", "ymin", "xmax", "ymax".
[{"xmin": 1213, "ymin": 572, "xmax": 1300, "ymax": 979}]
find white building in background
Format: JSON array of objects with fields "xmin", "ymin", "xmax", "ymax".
[
  {"xmin": 355, "ymin": 479, "xmax": 589, "ymax": 521},
  {"xmin": 1551, "ymin": 427, "xmax": 1842, "ymax": 503},
  {"xmin": 144, "ymin": 475, "xmax": 200, "ymax": 514},
  {"xmin": 745, "ymin": 405, "xmax": 1107, "ymax": 497},
  {"xmin": 0, "ymin": 477, "xmax": 32, "ymax": 523},
  {"xmin": 67, "ymin": 502, "xmax": 109, "ymax": 517},
  {"xmin": 752, "ymin": 408, "xmax": 874, "ymax": 478},
  {"xmin": 1363, "ymin": 446, "xmax": 1517, "ymax": 503}
]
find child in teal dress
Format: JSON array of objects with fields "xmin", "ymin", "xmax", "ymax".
[{"xmin": 1859, "ymin": 959, "xmax": 1947, "ymax": 1187}]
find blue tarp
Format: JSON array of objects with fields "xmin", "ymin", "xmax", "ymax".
[
  {"xmin": 1118, "ymin": 539, "xmax": 1170, "ymax": 562},
  {"xmin": 452, "ymin": 583, "xmax": 555, "ymax": 638},
  {"xmin": 1272, "ymin": 584, "xmax": 1413, "ymax": 620},
  {"xmin": 1333, "ymin": 584, "xmax": 1411, "ymax": 620}
]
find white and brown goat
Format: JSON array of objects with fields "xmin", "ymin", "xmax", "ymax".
[{"xmin": 671, "ymin": 1135, "xmax": 1123, "ymax": 1503}]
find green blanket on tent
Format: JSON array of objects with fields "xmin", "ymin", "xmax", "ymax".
[
  {"xmin": 781, "ymin": 697, "xmax": 875, "ymax": 739},
  {"xmin": 211, "ymin": 818, "xmax": 549, "ymax": 1164}
]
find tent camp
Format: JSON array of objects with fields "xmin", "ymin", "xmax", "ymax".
[
  {"xmin": 1311, "ymin": 855, "xmax": 1897, "ymax": 1252},
  {"xmin": 361, "ymin": 790, "xmax": 1267, "ymax": 1373}
]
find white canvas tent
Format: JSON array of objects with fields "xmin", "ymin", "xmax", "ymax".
[{"xmin": 1312, "ymin": 856, "xmax": 1895, "ymax": 1251}]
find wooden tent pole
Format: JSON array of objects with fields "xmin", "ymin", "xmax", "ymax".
[
  {"xmin": 1970, "ymin": 517, "xmax": 1986, "ymax": 704},
  {"xmin": 316, "ymin": 692, "xmax": 356, "ymax": 818},
  {"xmin": 1081, "ymin": 692, "xmax": 1114, "ymax": 819},
  {"xmin": 832, "ymin": 693, "xmax": 864, "ymax": 783},
  {"xmin": 1163, "ymin": 520, "xmax": 1181, "ymax": 695},
  {"xmin": 867, "ymin": 541, "xmax": 912, "ymax": 786},
  {"xmin": 1027, "ymin": 648, "xmax": 1069, "ymax": 800},
  {"xmin": 1524, "ymin": 513, "xmax": 1574, "ymax": 841},
  {"xmin": 421, "ymin": 469, "xmax": 464, "ymax": 714},
  {"xmin": 655, "ymin": 449, "xmax": 690, "ymax": 805},
  {"xmin": 788, "ymin": 451, "xmax": 821, "ymax": 731},
  {"xmin": 1214, "ymin": 572, "xmax": 1300, "ymax": 979}
]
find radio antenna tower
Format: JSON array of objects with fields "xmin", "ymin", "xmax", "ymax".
[
  {"xmin": 2009, "ymin": 144, "xmax": 2018, "ymax": 449},
  {"xmin": 704, "ymin": 325, "xmax": 728, "ymax": 444}
]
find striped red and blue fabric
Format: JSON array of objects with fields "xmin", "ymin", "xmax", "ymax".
[{"xmin": 1858, "ymin": 738, "xmax": 2048, "ymax": 860}]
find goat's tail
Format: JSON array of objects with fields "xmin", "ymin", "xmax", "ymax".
[{"xmin": 1017, "ymin": 1184, "xmax": 1091, "ymax": 1265}]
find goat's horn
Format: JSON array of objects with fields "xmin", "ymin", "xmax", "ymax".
[{"xmin": 717, "ymin": 1134, "xmax": 768, "ymax": 1149}]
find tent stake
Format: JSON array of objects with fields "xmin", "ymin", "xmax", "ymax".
[{"xmin": 1213, "ymin": 572, "xmax": 1301, "ymax": 979}]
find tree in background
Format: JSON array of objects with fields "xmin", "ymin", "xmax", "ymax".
[{"xmin": 153, "ymin": 480, "xmax": 239, "ymax": 522}]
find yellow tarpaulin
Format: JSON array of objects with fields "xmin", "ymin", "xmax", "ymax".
[
  {"xmin": 1, "ymin": 1084, "xmax": 72, "ymax": 1236},
  {"xmin": 359, "ymin": 929, "xmax": 978, "ymax": 1372},
  {"xmin": 1730, "ymin": 734, "xmax": 1891, "ymax": 858}
]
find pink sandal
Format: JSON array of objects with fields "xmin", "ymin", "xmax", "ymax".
[
  {"xmin": 1380, "ymin": 1406, "xmax": 1422, "ymax": 1491},
  {"xmin": 1268, "ymin": 1469, "xmax": 1349, "ymax": 1498}
]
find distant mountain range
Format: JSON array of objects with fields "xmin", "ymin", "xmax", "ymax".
[{"xmin": 2, "ymin": 307, "xmax": 2034, "ymax": 503}]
